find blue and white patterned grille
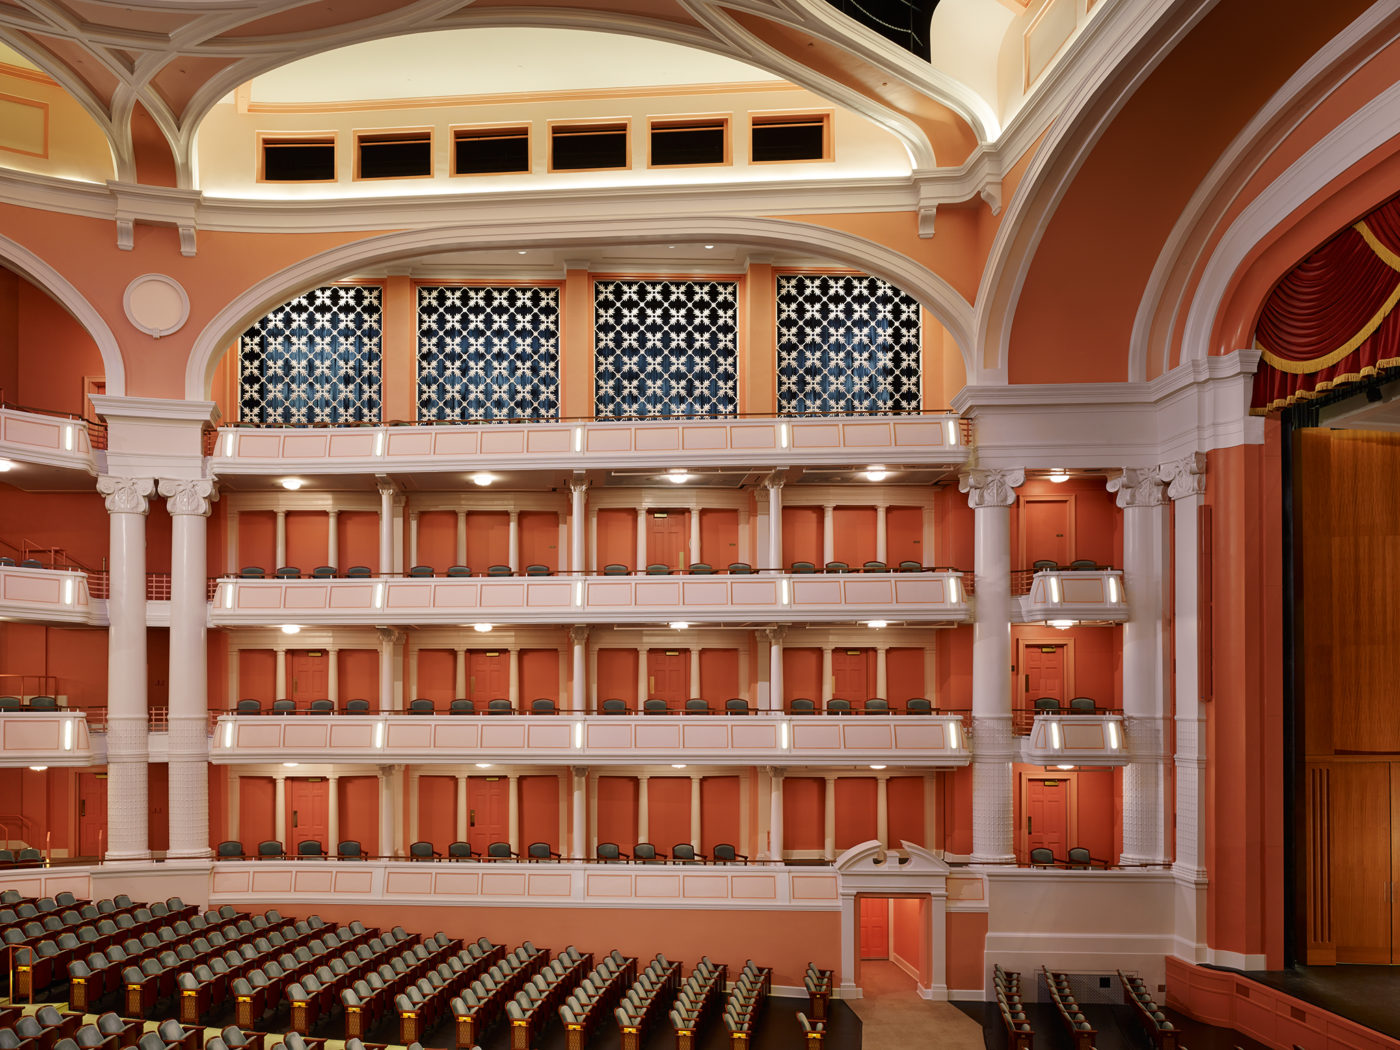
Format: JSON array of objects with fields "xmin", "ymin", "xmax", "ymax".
[
  {"xmin": 239, "ymin": 285, "xmax": 382, "ymax": 424},
  {"xmin": 417, "ymin": 286, "xmax": 561, "ymax": 421},
  {"xmin": 776, "ymin": 273, "xmax": 922, "ymax": 415},
  {"xmin": 594, "ymin": 280, "xmax": 739, "ymax": 418}
]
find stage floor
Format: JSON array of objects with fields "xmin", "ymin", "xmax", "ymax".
[
  {"xmin": 957, "ymin": 999, "xmax": 1272, "ymax": 1050},
  {"xmin": 1237, "ymin": 966, "xmax": 1400, "ymax": 1042}
]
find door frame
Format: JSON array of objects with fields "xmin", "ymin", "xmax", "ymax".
[
  {"xmin": 1016, "ymin": 773, "xmax": 1079, "ymax": 865},
  {"xmin": 1018, "ymin": 494, "xmax": 1076, "ymax": 567}
]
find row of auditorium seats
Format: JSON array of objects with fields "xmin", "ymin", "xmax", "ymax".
[
  {"xmin": 613, "ymin": 954, "xmax": 680, "ymax": 1049},
  {"xmin": 499, "ymin": 943, "xmax": 588, "ymax": 1047},
  {"xmin": 449, "ymin": 941, "xmax": 555, "ymax": 1047},
  {"xmin": 0, "ymin": 558, "xmax": 46, "ymax": 569},
  {"xmin": 0, "ymin": 696, "xmax": 61, "ymax": 711},
  {"xmin": 344, "ymin": 935, "xmax": 501, "ymax": 1039},
  {"xmin": 553, "ymin": 947, "xmax": 630, "ymax": 1048},
  {"xmin": 0, "ymin": 848, "xmax": 46, "ymax": 865},
  {"xmin": 803, "ymin": 963, "xmax": 833, "ymax": 1021},
  {"xmin": 232, "ymin": 696, "xmax": 940, "ymax": 715},
  {"xmin": 1031, "ymin": 560, "xmax": 1107, "ymax": 571},
  {"xmin": 995, "ymin": 965, "xmax": 1032, "ymax": 1050},
  {"xmin": 235, "ymin": 560, "xmax": 945, "ymax": 579},
  {"xmin": 1031, "ymin": 697, "xmax": 1101, "ymax": 714},
  {"xmin": 722, "ymin": 962, "xmax": 772, "ymax": 1047},
  {"xmin": 1045, "ymin": 968, "xmax": 1097, "ymax": 1050},
  {"xmin": 1118, "ymin": 970, "xmax": 1178, "ymax": 1050},
  {"xmin": 217, "ymin": 840, "xmax": 748, "ymax": 864},
  {"xmin": 668, "ymin": 957, "xmax": 727, "ymax": 1049},
  {"xmin": 1027, "ymin": 847, "xmax": 1109, "ymax": 870}
]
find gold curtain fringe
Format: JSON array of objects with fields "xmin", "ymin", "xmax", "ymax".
[{"xmin": 1255, "ymin": 355, "xmax": 1400, "ymax": 415}]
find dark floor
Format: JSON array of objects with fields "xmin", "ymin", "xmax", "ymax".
[
  {"xmin": 958, "ymin": 1000, "xmax": 1272, "ymax": 1050},
  {"xmin": 1236, "ymin": 966, "xmax": 1400, "ymax": 1042}
]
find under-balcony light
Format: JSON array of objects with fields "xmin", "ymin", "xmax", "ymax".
[
  {"xmin": 780, "ymin": 722, "xmax": 790, "ymax": 750},
  {"xmin": 780, "ymin": 423, "xmax": 790, "ymax": 449},
  {"xmin": 28, "ymin": 766, "xmax": 46, "ymax": 772},
  {"xmin": 672, "ymin": 763, "xmax": 687, "ymax": 769},
  {"xmin": 63, "ymin": 425, "xmax": 74, "ymax": 452},
  {"xmin": 1107, "ymin": 721, "xmax": 1121, "ymax": 750},
  {"xmin": 863, "ymin": 465, "xmax": 888, "ymax": 482},
  {"xmin": 475, "ymin": 762, "xmax": 492, "ymax": 768},
  {"xmin": 63, "ymin": 719, "xmax": 74, "ymax": 750},
  {"xmin": 280, "ymin": 624, "xmax": 301, "ymax": 635},
  {"xmin": 0, "ymin": 458, "xmax": 14, "ymax": 472},
  {"xmin": 373, "ymin": 431, "xmax": 386, "ymax": 456},
  {"xmin": 666, "ymin": 468, "xmax": 690, "ymax": 484},
  {"xmin": 63, "ymin": 577, "xmax": 74, "ymax": 605},
  {"xmin": 473, "ymin": 623, "xmax": 493, "ymax": 633},
  {"xmin": 866, "ymin": 620, "xmax": 887, "ymax": 629},
  {"xmin": 669, "ymin": 621, "xmax": 688, "ymax": 630},
  {"xmin": 869, "ymin": 764, "xmax": 886, "ymax": 770},
  {"xmin": 1048, "ymin": 576, "xmax": 1062, "ymax": 603},
  {"xmin": 1049, "ymin": 721, "xmax": 1062, "ymax": 749},
  {"xmin": 223, "ymin": 721, "xmax": 233, "ymax": 748},
  {"xmin": 1049, "ymin": 619, "xmax": 1075, "ymax": 630},
  {"xmin": 282, "ymin": 762, "xmax": 299, "ymax": 768},
  {"xmin": 780, "ymin": 579, "xmax": 790, "ymax": 605},
  {"xmin": 949, "ymin": 721, "xmax": 963, "ymax": 749},
  {"xmin": 573, "ymin": 426, "xmax": 583, "ymax": 453},
  {"xmin": 280, "ymin": 478, "xmax": 304, "ymax": 491},
  {"xmin": 573, "ymin": 581, "xmax": 583, "ymax": 607},
  {"xmin": 374, "ymin": 721, "xmax": 385, "ymax": 749},
  {"xmin": 373, "ymin": 582, "xmax": 385, "ymax": 609},
  {"xmin": 704, "ymin": 244, "xmax": 715, "ymax": 250},
  {"xmin": 223, "ymin": 433, "xmax": 235, "ymax": 457},
  {"xmin": 1107, "ymin": 575, "xmax": 1121, "ymax": 603},
  {"xmin": 573, "ymin": 721, "xmax": 583, "ymax": 749},
  {"xmin": 517, "ymin": 250, "xmax": 528, "ymax": 255},
  {"xmin": 471, "ymin": 472, "xmax": 495, "ymax": 486},
  {"xmin": 944, "ymin": 420, "xmax": 958, "ymax": 446},
  {"xmin": 1056, "ymin": 764, "xmax": 1075, "ymax": 770},
  {"xmin": 1048, "ymin": 470, "xmax": 1070, "ymax": 484},
  {"xmin": 224, "ymin": 585, "xmax": 233, "ymax": 609},
  {"xmin": 949, "ymin": 576, "xmax": 962, "ymax": 603}
]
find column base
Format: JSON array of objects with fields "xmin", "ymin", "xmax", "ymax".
[
  {"xmin": 967, "ymin": 853, "xmax": 1017, "ymax": 866},
  {"xmin": 165, "ymin": 848, "xmax": 214, "ymax": 861},
  {"xmin": 102, "ymin": 851, "xmax": 153, "ymax": 863},
  {"xmin": 1119, "ymin": 853, "xmax": 1171, "ymax": 869}
]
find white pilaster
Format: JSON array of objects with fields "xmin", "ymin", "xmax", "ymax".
[
  {"xmin": 455, "ymin": 648, "xmax": 467, "ymax": 698},
  {"xmin": 824, "ymin": 775, "xmax": 837, "ymax": 861},
  {"xmin": 507, "ymin": 773, "xmax": 520, "ymax": 853},
  {"xmin": 456, "ymin": 775, "xmax": 468, "ymax": 842},
  {"xmin": 637, "ymin": 649, "xmax": 649, "ymax": 705},
  {"xmin": 376, "ymin": 477, "xmax": 396, "ymax": 577},
  {"xmin": 327, "ymin": 648, "xmax": 339, "ymax": 704},
  {"xmin": 571, "ymin": 627, "xmax": 588, "ymax": 712},
  {"xmin": 408, "ymin": 510, "xmax": 419, "ymax": 567},
  {"xmin": 274, "ymin": 509, "xmax": 286, "ymax": 569},
  {"xmin": 572, "ymin": 767, "xmax": 588, "ymax": 860},
  {"xmin": 327, "ymin": 510, "xmax": 339, "ymax": 569},
  {"xmin": 635, "ymin": 508, "xmax": 646, "ymax": 570},
  {"xmin": 822, "ymin": 504, "xmax": 834, "ymax": 564},
  {"xmin": 768, "ymin": 767, "xmax": 784, "ymax": 861},
  {"xmin": 508, "ymin": 510, "xmax": 519, "ymax": 572},
  {"xmin": 765, "ymin": 475, "xmax": 783, "ymax": 571},
  {"xmin": 876, "ymin": 504, "xmax": 887, "ymax": 564},
  {"xmin": 275, "ymin": 648, "xmax": 287, "ymax": 699},
  {"xmin": 274, "ymin": 774, "xmax": 287, "ymax": 844},
  {"xmin": 569, "ymin": 479, "xmax": 588, "ymax": 576},
  {"xmin": 689, "ymin": 508, "xmax": 701, "ymax": 568},
  {"xmin": 766, "ymin": 625, "xmax": 785, "ymax": 711},
  {"xmin": 690, "ymin": 775, "xmax": 702, "ymax": 851},
  {"xmin": 821, "ymin": 646, "xmax": 833, "ymax": 701},
  {"xmin": 456, "ymin": 511, "xmax": 467, "ymax": 566},
  {"xmin": 328, "ymin": 774, "xmax": 340, "ymax": 849},
  {"xmin": 378, "ymin": 766, "xmax": 396, "ymax": 858},
  {"xmin": 876, "ymin": 645, "xmax": 888, "ymax": 698},
  {"xmin": 508, "ymin": 647, "xmax": 520, "ymax": 709},
  {"xmin": 876, "ymin": 775, "xmax": 889, "ymax": 846},
  {"xmin": 637, "ymin": 774, "xmax": 650, "ymax": 843},
  {"xmin": 689, "ymin": 647, "xmax": 701, "ymax": 700}
]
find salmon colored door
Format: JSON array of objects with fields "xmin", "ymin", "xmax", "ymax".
[
  {"xmin": 832, "ymin": 649, "xmax": 871, "ymax": 701},
  {"xmin": 468, "ymin": 511, "xmax": 510, "ymax": 569},
  {"xmin": 287, "ymin": 779, "xmax": 329, "ymax": 852},
  {"xmin": 417, "ymin": 776, "xmax": 456, "ymax": 853},
  {"xmin": 595, "ymin": 508, "xmax": 637, "ymax": 571},
  {"xmin": 1021, "ymin": 497, "xmax": 1072, "ymax": 567},
  {"xmin": 782, "ymin": 506, "xmax": 822, "ymax": 569},
  {"xmin": 699, "ymin": 509, "xmax": 738, "ymax": 568},
  {"xmin": 859, "ymin": 897, "xmax": 889, "ymax": 959},
  {"xmin": 78, "ymin": 772, "xmax": 106, "ymax": 857},
  {"xmin": 886, "ymin": 506, "xmax": 924, "ymax": 566},
  {"xmin": 519, "ymin": 511, "xmax": 560, "ymax": 571},
  {"xmin": 699, "ymin": 649, "xmax": 738, "ymax": 704},
  {"xmin": 468, "ymin": 777, "xmax": 510, "ymax": 854},
  {"xmin": 646, "ymin": 778, "xmax": 690, "ymax": 850},
  {"xmin": 832, "ymin": 507, "xmax": 877, "ymax": 566},
  {"xmin": 1025, "ymin": 779, "xmax": 1069, "ymax": 860},
  {"xmin": 469, "ymin": 651, "xmax": 509, "ymax": 702},
  {"xmin": 647, "ymin": 650, "xmax": 689, "ymax": 707},
  {"xmin": 646, "ymin": 511, "xmax": 689, "ymax": 570},
  {"xmin": 1022, "ymin": 644, "xmax": 1066, "ymax": 710},
  {"xmin": 289, "ymin": 650, "xmax": 328, "ymax": 705}
]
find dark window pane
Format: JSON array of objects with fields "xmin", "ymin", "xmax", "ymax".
[
  {"xmin": 752, "ymin": 121, "xmax": 825, "ymax": 163},
  {"xmin": 552, "ymin": 129, "xmax": 627, "ymax": 170},
  {"xmin": 263, "ymin": 143, "xmax": 334, "ymax": 181},
  {"xmin": 360, "ymin": 139, "xmax": 431, "ymax": 179},
  {"xmin": 651, "ymin": 125, "xmax": 724, "ymax": 166},
  {"xmin": 456, "ymin": 134, "xmax": 529, "ymax": 174}
]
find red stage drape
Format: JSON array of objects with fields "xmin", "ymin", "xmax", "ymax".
[{"xmin": 1252, "ymin": 195, "xmax": 1400, "ymax": 413}]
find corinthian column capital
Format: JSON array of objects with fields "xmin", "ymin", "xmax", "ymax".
[
  {"xmin": 1158, "ymin": 452, "xmax": 1207, "ymax": 500},
  {"xmin": 1107, "ymin": 468, "xmax": 1167, "ymax": 508},
  {"xmin": 158, "ymin": 478, "xmax": 218, "ymax": 516},
  {"xmin": 958, "ymin": 467, "xmax": 1024, "ymax": 509},
  {"xmin": 97, "ymin": 476, "xmax": 155, "ymax": 515}
]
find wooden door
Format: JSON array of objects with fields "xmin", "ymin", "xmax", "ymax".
[
  {"xmin": 699, "ymin": 509, "xmax": 739, "ymax": 568},
  {"xmin": 1022, "ymin": 644, "xmax": 1065, "ymax": 708},
  {"xmin": 289, "ymin": 650, "xmax": 328, "ymax": 705},
  {"xmin": 468, "ymin": 511, "xmax": 510, "ymax": 568},
  {"xmin": 417, "ymin": 776, "xmax": 456, "ymax": 853},
  {"xmin": 646, "ymin": 510, "xmax": 689, "ymax": 570},
  {"xmin": 468, "ymin": 650, "xmax": 509, "ymax": 702},
  {"xmin": 886, "ymin": 507, "xmax": 924, "ymax": 565},
  {"xmin": 519, "ymin": 511, "xmax": 560, "ymax": 571},
  {"xmin": 1021, "ymin": 497, "xmax": 1072, "ymax": 566},
  {"xmin": 287, "ymin": 779, "xmax": 328, "ymax": 851},
  {"xmin": 78, "ymin": 772, "xmax": 106, "ymax": 857},
  {"xmin": 858, "ymin": 898, "xmax": 889, "ymax": 959},
  {"xmin": 782, "ymin": 506, "xmax": 822, "ymax": 569},
  {"xmin": 832, "ymin": 507, "xmax": 877, "ymax": 566},
  {"xmin": 1025, "ymin": 779, "xmax": 1069, "ymax": 860},
  {"xmin": 647, "ymin": 650, "xmax": 689, "ymax": 707},
  {"xmin": 467, "ymin": 777, "xmax": 510, "ymax": 853},
  {"xmin": 832, "ymin": 649, "xmax": 870, "ymax": 701},
  {"xmin": 1330, "ymin": 762, "xmax": 1392, "ymax": 963}
]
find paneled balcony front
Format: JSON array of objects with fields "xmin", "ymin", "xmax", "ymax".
[
  {"xmin": 210, "ymin": 413, "xmax": 968, "ymax": 476},
  {"xmin": 1020, "ymin": 713, "xmax": 1128, "ymax": 766},
  {"xmin": 0, "ymin": 404, "xmax": 98, "ymax": 474},
  {"xmin": 1014, "ymin": 567, "xmax": 1127, "ymax": 626},
  {"xmin": 210, "ymin": 712, "xmax": 971, "ymax": 767},
  {"xmin": 0, "ymin": 711, "xmax": 95, "ymax": 767},
  {"xmin": 208, "ymin": 569, "xmax": 970, "ymax": 627},
  {"xmin": 0, "ymin": 562, "xmax": 100, "ymax": 625}
]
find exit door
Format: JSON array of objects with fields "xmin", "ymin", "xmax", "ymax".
[
  {"xmin": 646, "ymin": 511, "xmax": 689, "ymax": 571},
  {"xmin": 832, "ymin": 649, "xmax": 871, "ymax": 701},
  {"xmin": 469, "ymin": 651, "xmax": 509, "ymax": 702},
  {"xmin": 647, "ymin": 650, "xmax": 689, "ymax": 707},
  {"xmin": 468, "ymin": 778, "xmax": 510, "ymax": 854},
  {"xmin": 289, "ymin": 651, "xmax": 328, "ymax": 705},
  {"xmin": 858, "ymin": 897, "xmax": 889, "ymax": 959},
  {"xmin": 1021, "ymin": 497, "xmax": 1072, "ymax": 566},
  {"xmin": 1024, "ymin": 779, "xmax": 1069, "ymax": 860},
  {"xmin": 78, "ymin": 773, "xmax": 107, "ymax": 857},
  {"xmin": 1022, "ymin": 644, "xmax": 1066, "ymax": 708},
  {"xmin": 287, "ymin": 780, "xmax": 328, "ymax": 850}
]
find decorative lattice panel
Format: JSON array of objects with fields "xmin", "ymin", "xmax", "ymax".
[
  {"xmin": 417, "ymin": 286, "xmax": 561, "ymax": 421},
  {"xmin": 594, "ymin": 280, "xmax": 739, "ymax": 418},
  {"xmin": 239, "ymin": 285, "xmax": 382, "ymax": 424},
  {"xmin": 776, "ymin": 273, "xmax": 922, "ymax": 415}
]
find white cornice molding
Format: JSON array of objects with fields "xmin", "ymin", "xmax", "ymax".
[{"xmin": 89, "ymin": 395, "xmax": 219, "ymax": 427}]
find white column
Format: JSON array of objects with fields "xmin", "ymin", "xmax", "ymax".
[
  {"xmin": 876, "ymin": 645, "xmax": 888, "ymax": 698},
  {"xmin": 766, "ymin": 625, "xmax": 785, "ymax": 711},
  {"xmin": 637, "ymin": 648, "xmax": 649, "ymax": 705},
  {"xmin": 274, "ymin": 510, "xmax": 287, "ymax": 568},
  {"xmin": 97, "ymin": 476, "xmax": 155, "ymax": 861},
  {"xmin": 689, "ymin": 508, "xmax": 701, "ymax": 568},
  {"xmin": 822, "ymin": 504, "xmax": 834, "ymax": 564},
  {"xmin": 821, "ymin": 646, "xmax": 833, "ymax": 701},
  {"xmin": 328, "ymin": 775, "xmax": 340, "ymax": 849},
  {"xmin": 274, "ymin": 774, "xmax": 287, "ymax": 844},
  {"xmin": 824, "ymin": 775, "xmax": 837, "ymax": 861},
  {"xmin": 230, "ymin": 775, "xmax": 241, "ymax": 840},
  {"xmin": 327, "ymin": 510, "xmax": 339, "ymax": 570},
  {"xmin": 1164, "ymin": 454, "xmax": 1208, "ymax": 883},
  {"xmin": 588, "ymin": 512, "xmax": 598, "ymax": 573},
  {"xmin": 454, "ymin": 649, "xmax": 467, "ymax": 698},
  {"xmin": 690, "ymin": 775, "xmax": 702, "ymax": 851},
  {"xmin": 160, "ymin": 479, "xmax": 217, "ymax": 860},
  {"xmin": 508, "ymin": 648, "xmax": 520, "ymax": 709},
  {"xmin": 377, "ymin": 478, "xmax": 396, "ymax": 576},
  {"xmin": 408, "ymin": 769, "xmax": 421, "ymax": 843},
  {"xmin": 571, "ymin": 767, "xmax": 588, "ymax": 860},
  {"xmin": 378, "ymin": 766, "xmax": 396, "ymax": 859},
  {"xmin": 275, "ymin": 648, "xmax": 287, "ymax": 699},
  {"xmin": 635, "ymin": 508, "xmax": 647, "ymax": 570},
  {"xmin": 456, "ymin": 775, "xmax": 468, "ymax": 842},
  {"xmin": 1108, "ymin": 467, "xmax": 1171, "ymax": 867},
  {"xmin": 569, "ymin": 480, "xmax": 588, "ymax": 576},
  {"xmin": 508, "ymin": 510, "xmax": 519, "ymax": 572},
  {"xmin": 406, "ymin": 643, "xmax": 418, "ymax": 703},
  {"xmin": 408, "ymin": 511, "xmax": 419, "ymax": 568},
  {"xmin": 876, "ymin": 504, "xmax": 887, "ymax": 564},
  {"xmin": 570, "ymin": 628, "xmax": 588, "ymax": 712},
  {"xmin": 455, "ymin": 511, "xmax": 467, "ymax": 566},
  {"xmin": 958, "ymin": 467, "xmax": 1023, "ymax": 865},
  {"xmin": 637, "ymin": 775, "xmax": 650, "ymax": 844},
  {"xmin": 765, "ymin": 476, "xmax": 783, "ymax": 571},
  {"xmin": 689, "ymin": 647, "xmax": 701, "ymax": 700},
  {"xmin": 768, "ymin": 767, "xmax": 784, "ymax": 861},
  {"xmin": 876, "ymin": 775, "xmax": 889, "ymax": 847},
  {"xmin": 507, "ymin": 774, "xmax": 520, "ymax": 852},
  {"xmin": 327, "ymin": 648, "xmax": 339, "ymax": 704},
  {"xmin": 377, "ymin": 628, "xmax": 401, "ymax": 711}
]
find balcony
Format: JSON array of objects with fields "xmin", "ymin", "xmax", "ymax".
[
  {"xmin": 0, "ymin": 563, "xmax": 100, "ymax": 625},
  {"xmin": 209, "ymin": 712, "xmax": 971, "ymax": 767},
  {"xmin": 0, "ymin": 712, "xmax": 96, "ymax": 767},
  {"xmin": 208, "ymin": 570, "xmax": 970, "ymax": 627},
  {"xmin": 209, "ymin": 413, "xmax": 968, "ymax": 476},
  {"xmin": 0, "ymin": 405, "xmax": 98, "ymax": 473},
  {"xmin": 1014, "ymin": 568, "xmax": 1127, "ymax": 626},
  {"xmin": 1020, "ymin": 714, "xmax": 1128, "ymax": 767}
]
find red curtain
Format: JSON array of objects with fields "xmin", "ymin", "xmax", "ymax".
[{"xmin": 1252, "ymin": 195, "xmax": 1400, "ymax": 413}]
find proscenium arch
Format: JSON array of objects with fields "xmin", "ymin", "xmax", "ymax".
[
  {"xmin": 0, "ymin": 233, "xmax": 127, "ymax": 398},
  {"xmin": 184, "ymin": 215, "xmax": 975, "ymax": 402}
]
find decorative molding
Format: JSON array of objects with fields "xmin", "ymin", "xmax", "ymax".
[
  {"xmin": 108, "ymin": 181, "xmax": 201, "ymax": 257},
  {"xmin": 959, "ymin": 467, "xmax": 1024, "ymax": 509},
  {"xmin": 96, "ymin": 475, "xmax": 154, "ymax": 515},
  {"xmin": 123, "ymin": 274, "xmax": 190, "ymax": 338},
  {"xmin": 158, "ymin": 478, "xmax": 217, "ymax": 516},
  {"xmin": 1159, "ymin": 452, "xmax": 1207, "ymax": 499},
  {"xmin": 1107, "ymin": 467, "xmax": 1166, "ymax": 509}
]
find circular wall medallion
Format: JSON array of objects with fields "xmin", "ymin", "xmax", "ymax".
[{"xmin": 123, "ymin": 273, "xmax": 190, "ymax": 338}]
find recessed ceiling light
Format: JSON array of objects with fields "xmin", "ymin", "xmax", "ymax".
[
  {"xmin": 280, "ymin": 624, "xmax": 301, "ymax": 634},
  {"xmin": 869, "ymin": 764, "xmax": 887, "ymax": 770},
  {"xmin": 471, "ymin": 472, "xmax": 495, "ymax": 486},
  {"xmin": 28, "ymin": 765, "xmax": 46, "ymax": 772},
  {"xmin": 282, "ymin": 762, "xmax": 299, "ymax": 768},
  {"xmin": 1057, "ymin": 764, "xmax": 1075, "ymax": 770},
  {"xmin": 666, "ymin": 468, "xmax": 689, "ymax": 484},
  {"xmin": 866, "ymin": 620, "xmax": 888, "ymax": 629},
  {"xmin": 1049, "ymin": 619, "xmax": 1075, "ymax": 630},
  {"xmin": 280, "ymin": 478, "xmax": 304, "ymax": 490},
  {"xmin": 473, "ymin": 623, "xmax": 493, "ymax": 633},
  {"xmin": 863, "ymin": 465, "xmax": 889, "ymax": 482},
  {"xmin": 475, "ymin": 762, "xmax": 492, "ymax": 769},
  {"xmin": 671, "ymin": 763, "xmax": 687, "ymax": 769},
  {"xmin": 669, "ymin": 621, "xmax": 689, "ymax": 630},
  {"xmin": 1048, "ymin": 469, "xmax": 1070, "ymax": 484},
  {"xmin": 704, "ymin": 244, "xmax": 715, "ymax": 250},
  {"xmin": 517, "ymin": 250, "xmax": 527, "ymax": 255}
]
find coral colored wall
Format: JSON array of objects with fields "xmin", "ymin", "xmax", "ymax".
[
  {"xmin": 832, "ymin": 506, "xmax": 876, "ymax": 565},
  {"xmin": 209, "ymin": 767, "xmax": 229, "ymax": 848},
  {"xmin": 520, "ymin": 776, "xmax": 560, "ymax": 851},
  {"xmin": 0, "ymin": 767, "xmax": 77, "ymax": 854},
  {"xmin": 887, "ymin": 777, "xmax": 925, "ymax": 847},
  {"xmin": 253, "ymin": 902, "xmax": 841, "ymax": 987},
  {"xmin": 238, "ymin": 777, "xmax": 275, "ymax": 847},
  {"xmin": 783, "ymin": 648, "xmax": 821, "ymax": 704},
  {"xmin": 700, "ymin": 776, "xmax": 740, "ymax": 853},
  {"xmin": 0, "ymin": 623, "xmax": 108, "ymax": 710},
  {"xmin": 16, "ymin": 281, "xmax": 104, "ymax": 415},
  {"xmin": 699, "ymin": 649, "xmax": 738, "ymax": 703},
  {"xmin": 782, "ymin": 507, "xmax": 822, "ymax": 568},
  {"xmin": 887, "ymin": 506, "xmax": 924, "ymax": 565},
  {"xmin": 890, "ymin": 896, "xmax": 925, "ymax": 978},
  {"xmin": 339, "ymin": 776, "xmax": 379, "ymax": 856},
  {"xmin": 934, "ymin": 487, "xmax": 975, "ymax": 569},
  {"xmin": 418, "ymin": 776, "xmax": 455, "ymax": 851},
  {"xmin": 946, "ymin": 911, "xmax": 988, "ymax": 992},
  {"xmin": 239, "ymin": 649, "xmax": 274, "ymax": 701},
  {"xmin": 1011, "ymin": 478, "xmax": 1122, "ymax": 568},
  {"xmin": 519, "ymin": 512, "xmax": 559, "ymax": 570},
  {"xmin": 340, "ymin": 649, "xmax": 379, "ymax": 706},
  {"xmin": 521, "ymin": 650, "xmax": 560, "ymax": 703},
  {"xmin": 415, "ymin": 648, "xmax": 453, "ymax": 704},
  {"xmin": 466, "ymin": 512, "xmax": 509, "ymax": 568},
  {"xmin": 238, "ymin": 511, "xmax": 274, "ymax": 570},
  {"xmin": 0, "ymin": 488, "xmax": 108, "ymax": 569},
  {"xmin": 285, "ymin": 512, "xmax": 328, "ymax": 569},
  {"xmin": 783, "ymin": 777, "xmax": 823, "ymax": 851},
  {"xmin": 942, "ymin": 767, "xmax": 973, "ymax": 855},
  {"xmin": 596, "ymin": 649, "xmax": 638, "ymax": 708},
  {"xmin": 699, "ymin": 509, "xmax": 739, "ymax": 567},
  {"xmin": 208, "ymin": 634, "xmax": 228, "ymax": 712},
  {"xmin": 416, "ymin": 511, "xmax": 456, "ymax": 570},
  {"xmin": 886, "ymin": 648, "xmax": 924, "ymax": 702},
  {"xmin": 338, "ymin": 512, "xmax": 379, "ymax": 572},
  {"xmin": 595, "ymin": 777, "xmax": 637, "ymax": 849},
  {"xmin": 596, "ymin": 509, "xmax": 636, "ymax": 571},
  {"xmin": 0, "ymin": 269, "xmax": 16, "ymax": 400},
  {"xmin": 835, "ymin": 778, "xmax": 877, "ymax": 849},
  {"xmin": 647, "ymin": 777, "xmax": 690, "ymax": 848}
]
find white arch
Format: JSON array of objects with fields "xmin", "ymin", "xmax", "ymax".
[
  {"xmin": 0, "ymin": 233, "xmax": 127, "ymax": 397},
  {"xmin": 1179, "ymin": 77, "xmax": 1400, "ymax": 365},
  {"xmin": 184, "ymin": 215, "xmax": 974, "ymax": 401}
]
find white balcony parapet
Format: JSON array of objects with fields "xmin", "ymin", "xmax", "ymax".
[
  {"xmin": 209, "ymin": 858, "xmax": 841, "ymax": 912},
  {"xmin": 0, "ymin": 565, "xmax": 100, "ymax": 625},
  {"xmin": 0, "ymin": 406, "xmax": 96, "ymax": 473},
  {"xmin": 1016, "ymin": 568, "xmax": 1127, "ymax": 626},
  {"xmin": 210, "ymin": 414, "xmax": 967, "ymax": 475},
  {"xmin": 1020, "ymin": 714, "xmax": 1128, "ymax": 766},
  {"xmin": 0, "ymin": 712, "xmax": 95, "ymax": 767},
  {"xmin": 208, "ymin": 570, "xmax": 970, "ymax": 626},
  {"xmin": 210, "ymin": 713, "xmax": 971, "ymax": 767}
]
